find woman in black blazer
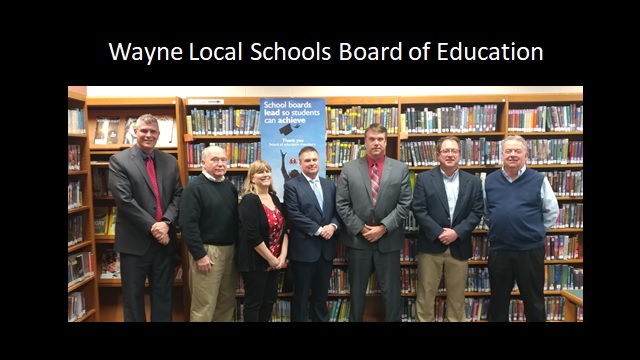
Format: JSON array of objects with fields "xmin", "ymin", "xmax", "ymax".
[{"xmin": 237, "ymin": 160, "xmax": 289, "ymax": 322}]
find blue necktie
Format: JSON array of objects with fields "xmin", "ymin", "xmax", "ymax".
[{"xmin": 311, "ymin": 179, "xmax": 323, "ymax": 210}]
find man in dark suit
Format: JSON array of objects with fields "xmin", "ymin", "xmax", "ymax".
[
  {"xmin": 336, "ymin": 123, "xmax": 412, "ymax": 322},
  {"xmin": 284, "ymin": 146, "xmax": 341, "ymax": 322},
  {"xmin": 411, "ymin": 136, "xmax": 484, "ymax": 322},
  {"xmin": 108, "ymin": 113, "xmax": 183, "ymax": 322}
]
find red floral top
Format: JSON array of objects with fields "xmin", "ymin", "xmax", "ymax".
[{"xmin": 263, "ymin": 204, "xmax": 283, "ymax": 258}]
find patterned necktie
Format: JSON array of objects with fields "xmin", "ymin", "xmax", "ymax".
[
  {"xmin": 371, "ymin": 161, "xmax": 379, "ymax": 205},
  {"xmin": 146, "ymin": 156, "xmax": 163, "ymax": 221},
  {"xmin": 311, "ymin": 178, "xmax": 323, "ymax": 210}
]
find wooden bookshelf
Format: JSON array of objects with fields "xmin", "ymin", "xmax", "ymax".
[
  {"xmin": 79, "ymin": 91, "xmax": 582, "ymax": 322},
  {"xmin": 395, "ymin": 93, "xmax": 583, "ymax": 321},
  {"xmin": 68, "ymin": 88, "xmax": 100, "ymax": 322}
]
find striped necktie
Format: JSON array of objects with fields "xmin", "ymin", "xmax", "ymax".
[{"xmin": 371, "ymin": 161, "xmax": 379, "ymax": 205}]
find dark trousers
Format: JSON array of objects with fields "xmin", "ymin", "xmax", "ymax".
[
  {"xmin": 290, "ymin": 258, "xmax": 333, "ymax": 322},
  {"xmin": 347, "ymin": 247, "xmax": 401, "ymax": 322},
  {"xmin": 488, "ymin": 246, "xmax": 546, "ymax": 322},
  {"xmin": 241, "ymin": 269, "xmax": 280, "ymax": 322},
  {"xmin": 120, "ymin": 241, "xmax": 175, "ymax": 322}
]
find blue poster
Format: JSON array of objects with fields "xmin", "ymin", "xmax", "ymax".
[{"xmin": 260, "ymin": 98, "xmax": 326, "ymax": 201}]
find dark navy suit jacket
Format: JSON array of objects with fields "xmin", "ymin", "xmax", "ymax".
[
  {"xmin": 284, "ymin": 174, "xmax": 340, "ymax": 262},
  {"xmin": 411, "ymin": 166, "xmax": 483, "ymax": 260}
]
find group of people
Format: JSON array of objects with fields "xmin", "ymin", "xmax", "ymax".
[{"xmin": 108, "ymin": 114, "xmax": 559, "ymax": 322}]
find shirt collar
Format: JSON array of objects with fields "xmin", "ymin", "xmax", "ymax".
[
  {"xmin": 203, "ymin": 171, "xmax": 225, "ymax": 183},
  {"xmin": 140, "ymin": 147, "xmax": 154, "ymax": 161},
  {"xmin": 303, "ymin": 174, "xmax": 318, "ymax": 183},
  {"xmin": 367, "ymin": 155, "xmax": 384, "ymax": 168}
]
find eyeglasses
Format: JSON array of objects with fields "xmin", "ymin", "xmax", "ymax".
[
  {"xmin": 439, "ymin": 149, "xmax": 460, "ymax": 155},
  {"xmin": 503, "ymin": 149, "xmax": 524, "ymax": 155}
]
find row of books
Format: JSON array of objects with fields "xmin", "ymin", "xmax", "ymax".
[
  {"xmin": 326, "ymin": 106, "xmax": 399, "ymax": 135},
  {"xmin": 326, "ymin": 263, "xmax": 582, "ymax": 296},
  {"xmin": 326, "ymin": 140, "xmax": 366, "ymax": 168},
  {"xmin": 545, "ymin": 265, "xmax": 583, "ymax": 291},
  {"xmin": 232, "ymin": 295, "xmax": 577, "ymax": 322},
  {"xmin": 187, "ymin": 174, "xmax": 247, "ymax": 198},
  {"xmin": 68, "ymin": 108, "xmax": 86, "ymax": 135},
  {"xmin": 399, "ymin": 138, "xmax": 584, "ymax": 167},
  {"xmin": 403, "ymin": 104, "xmax": 499, "ymax": 134},
  {"xmin": 408, "ymin": 295, "xmax": 576, "ymax": 322},
  {"xmin": 187, "ymin": 108, "xmax": 261, "ymax": 136},
  {"xmin": 542, "ymin": 170, "xmax": 584, "ymax": 197},
  {"xmin": 94, "ymin": 116, "xmax": 177, "ymax": 146},
  {"xmin": 185, "ymin": 141, "xmax": 261, "ymax": 169},
  {"xmin": 182, "ymin": 137, "xmax": 582, "ymax": 172},
  {"xmin": 507, "ymin": 104, "xmax": 584, "ymax": 133},
  {"xmin": 68, "ymin": 214, "xmax": 83, "ymax": 246},
  {"xmin": 67, "ymin": 180, "xmax": 83, "ymax": 210},
  {"xmin": 68, "ymin": 291, "xmax": 87, "ymax": 322},
  {"xmin": 527, "ymin": 139, "xmax": 583, "ymax": 165},
  {"xmin": 554, "ymin": 203, "xmax": 584, "ymax": 229},
  {"xmin": 68, "ymin": 144, "xmax": 82, "ymax": 171},
  {"xmin": 68, "ymin": 251, "xmax": 95, "ymax": 287}
]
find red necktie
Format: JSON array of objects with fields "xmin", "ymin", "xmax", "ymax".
[
  {"xmin": 146, "ymin": 157, "xmax": 163, "ymax": 221},
  {"xmin": 371, "ymin": 162, "xmax": 379, "ymax": 205}
]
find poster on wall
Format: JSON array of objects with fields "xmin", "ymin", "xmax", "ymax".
[{"xmin": 260, "ymin": 98, "xmax": 327, "ymax": 201}]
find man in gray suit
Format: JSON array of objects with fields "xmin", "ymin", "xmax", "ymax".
[
  {"xmin": 336, "ymin": 123, "xmax": 412, "ymax": 322},
  {"xmin": 108, "ymin": 114, "xmax": 183, "ymax": 322}
]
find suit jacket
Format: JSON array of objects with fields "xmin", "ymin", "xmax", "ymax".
[
  {"xmin": 336, "ymin": 156, "xmax": 412, "ymax": 253},
  {"xmin": 237, "ymin": 192, "xmax": 287, "ymax": 272},
  {"xmin": 284, "ymin": 174, "xmax": 341, "ymax": 263},
  {"xmin": 108, "ymin": 144, "xmax": 183, "ymax": 256},
  {"xmin": 411, "ymin": 166, "xmax": 483, "ymax": 260}
]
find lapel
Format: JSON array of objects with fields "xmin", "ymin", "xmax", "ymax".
[
  {"xmin": 431, "ymin": 168, "xmax": 450, "ymax": 217},
  {"xmin": 358, "ymin": 158, "xmax": 374, "ymax": 202},
  {"xmin": 452, "ymin": 173, "xmax": 468, "ymax": 223},
  {"xmin": 132, "ymin": 145, "xmax": 159, "ymax": 195},
  {"xmin": 317, "ymin": 178, "xmax": 326, "ymax": 213}
]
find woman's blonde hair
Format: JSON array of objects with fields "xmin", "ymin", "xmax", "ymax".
[{"xmin": 242, "ymin": 159, "xmax": 277, "ymax": 196}]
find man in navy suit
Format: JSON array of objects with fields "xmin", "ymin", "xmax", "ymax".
[
  {"xmin": 412, "ymin": 136, "xmax": 484, "ymax": 322},
  {"xmin": 284, "ymin": 146, "xmax": 341, "ymax": 322},
  {"xmin": 108, "ymin": 114, "xmax": 183, "ymax": 322},
  {"xmin": 336, "ymin": 123, "xmax": 412, "ymax": 322}
]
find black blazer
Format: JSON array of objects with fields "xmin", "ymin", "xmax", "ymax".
[
  {"xmin": 236, "ymin": 192, "xmax": 287, "ymax": 272},
  {"xmin": 411, "ymin": 166, "xmax": 483, "ymax": 260},
  {"xmin": 108, "ymin": 144, "xmax": 182, "ymax": 256}
]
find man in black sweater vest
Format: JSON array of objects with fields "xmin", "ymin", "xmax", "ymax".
[{"xmin": 484, "ymin": 135, "xmax": 559, "ymax": 322}]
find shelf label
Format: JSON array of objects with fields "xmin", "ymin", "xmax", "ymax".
[{"xmin": 187, "ymin": 99, "xmax": 225, "ymax": 105}]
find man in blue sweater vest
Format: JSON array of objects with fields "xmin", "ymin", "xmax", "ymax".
[{"xmin": 484, "ymin": 135, "xmax": 559, "ymax": 322}]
